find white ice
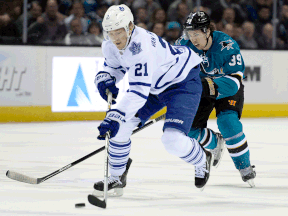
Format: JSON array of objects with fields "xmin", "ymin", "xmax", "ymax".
[{"xmin": 1, "ymin": 118, "xmax": 288, "ymax": 216}]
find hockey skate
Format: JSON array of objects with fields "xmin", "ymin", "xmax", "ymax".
[
  {"xmin": 239, "ymin": 165, "xmax": 256, "ymax": 188},
  {"xmin": 195, "ymin": 150, "xmax": 214, "ymax": 191},
  {"xmin": 210, "ymin": 132, "xmax": 225, "ymax": 168},
  {"xmin": 92, "ymin": 158, "xmax": 132, "ymax": 197}
]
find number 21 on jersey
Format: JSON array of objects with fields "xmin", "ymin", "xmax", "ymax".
[{"xmin": 135, "ymin": 63, "xmax": 148, "ymax": 76}]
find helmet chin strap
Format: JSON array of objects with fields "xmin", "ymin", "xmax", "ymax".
[{"xmin": 203, "ymin": 33, "xmax": 210, "ymax": 50}]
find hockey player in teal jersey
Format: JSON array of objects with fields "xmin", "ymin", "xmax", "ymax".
[{"xmin": 176, "ymin": 11, "xmax": 256, "ymax": 187}]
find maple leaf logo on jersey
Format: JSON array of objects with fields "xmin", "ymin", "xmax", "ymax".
[
  {"xmin": 129, "ymin": 42, "xmax": 142, "ymax": 56},
  {"xmin": 220, "ymin": 39, "xmax": 234, "ymax": 51}
]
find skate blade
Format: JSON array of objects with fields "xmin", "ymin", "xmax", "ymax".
[
  {"xmin": 199, "ymin": 185, "xmax": 206, "ymax": 192},
  {"xmin": 214, "ymin": 148, "xmax": 224, "ymax": 168},
  {"xmin": 247, "ymin": 179, "xmax": 255, "ymax": 188},
  {"xmin": 92, "ymin": 188, "xmax": 123, "ymax": 197},
  {"xmin": 214, "ymin": 140, "xmax": 225, "ymax": 169}
]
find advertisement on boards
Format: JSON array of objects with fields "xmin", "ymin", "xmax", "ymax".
[
  {"xmin": 52, "ymin": 57, "xmax": 129, "ymax": 112},
  {"xmin": 241, "ymin": 50, "xmax": 288, "ymax": 103},
  {"xmin": 0, "ymin": 47, "xmax": 47, "ymax": 106}
]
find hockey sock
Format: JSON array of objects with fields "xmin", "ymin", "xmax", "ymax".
[
  {"xmin": 108, "ymin": 139, "xmax": 131, "ymax": 176},
  {"xmin": 162, "ymin": 128, "xmax": 206, "ymax": 167},
  {"xmin": 180, "ymin": 138, "xmax": 206, "ymax": 167},
  {"xmin": 188, "ymin": 128, "xmax": 217, "ymax": 150},
  {"xmin": 217, "ymin": 110, "xmax": 251, "ymax": 170}
]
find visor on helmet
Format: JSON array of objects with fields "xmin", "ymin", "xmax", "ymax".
[
  {"xmin": 183, "ymin": 26, "xmax": 208, "ymax": 40},
  {"xmin": 103, "ymin": 27, "xmax": 129, "ymax": 41}
]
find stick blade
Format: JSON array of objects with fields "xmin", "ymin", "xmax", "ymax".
[
  {"xmin": 88, "ymin": 194, "xmax": 106, "ymax": 209},
  {"xmin": 6, "ymin": 170, "xmax": 38, "ymax": 184}
]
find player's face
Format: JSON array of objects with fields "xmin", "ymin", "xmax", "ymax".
[
  {"xmin": 187, "ymin": 29, "xmax": 208, "ymax": 50},
  {"xmin": 108, "ymin": 28, "xmax": 128, "ymax": 50}
]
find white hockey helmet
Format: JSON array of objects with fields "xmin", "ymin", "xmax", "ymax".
[{"xmin": 102, "ymin": 4, "xmax": 134, "ymax": 41}]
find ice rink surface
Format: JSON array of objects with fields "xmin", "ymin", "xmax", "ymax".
[{"xmin": 1, "ymin": 118, "xmax": 288, "ymax": 216}]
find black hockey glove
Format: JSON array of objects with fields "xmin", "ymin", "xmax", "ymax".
[{"xmin": 201, "ymin": 77, "xmax": 218, "ymax": 99}]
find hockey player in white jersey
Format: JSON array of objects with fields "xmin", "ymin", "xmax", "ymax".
[{"xmin": 92, "ymin": 4, "xmax": 213, "ymax": 197}]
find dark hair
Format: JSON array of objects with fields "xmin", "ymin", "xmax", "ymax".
[
  {"xmin": 88, "ymin": 21, "xmax": 102, "ymax": 33},
  {"xmin": 31, "ymin": 1, "xmax": 41, "ymax": 8},
  {"xmin": 258, "ymin": 5, "xmax": 271, "ymax": 11},
  {"xmin": 207, "ymin": 23, "xmax": 216, "ymax": 34},
  {"xmin": 96, "ymin": 2, "xmax": 110, "ymax": 10},
  {"xmin": 137, "ymin": 7, "xmax": 147, "ymax": 12},
  {"xmin": 70, "ymin": 17, "xmax": 81, "ymax": 25},
  {"xmin": 73, "ymin": 0, "xmax": 82, "ymax": 4},
  {"xmin": 151, "ymin": 22, "xmax": 165, "ymax": 30},
  {"xmin": 150, "ymin": 8, "xmax": 166, "ymax": 24},
  {"xmin": 176, "ymin": 2, "xmax": 187, "ymax": 11}
]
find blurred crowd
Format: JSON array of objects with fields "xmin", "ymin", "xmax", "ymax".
[{"xmin": 0, "ymin": 0, "xmax": 287, "ymax": 49}]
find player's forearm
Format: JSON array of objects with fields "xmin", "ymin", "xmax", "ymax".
[
  {"xmin": 214, "ymin": 75, "xmax": 241, "ymax": 99},
  {"xmin": 116, "ymin": 91, "xmax": 148, "ymax": 121},
  {"xmin": 102, "ymin": 66, "xmax": 126, "ymax": 84}
]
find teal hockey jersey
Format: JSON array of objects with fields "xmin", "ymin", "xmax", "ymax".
[{"xmin": 176, "ymin": 31, "xmax": 245, "ymax": 99}]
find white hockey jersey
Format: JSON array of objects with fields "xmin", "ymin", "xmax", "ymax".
[{"xmin": 101, "ymin": 26, "xmax": 202, "ymax": 120}]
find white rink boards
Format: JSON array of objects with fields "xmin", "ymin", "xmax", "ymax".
[{"xmin": 1, "ymin": 118, "xmax": 288, "ymax": 216}]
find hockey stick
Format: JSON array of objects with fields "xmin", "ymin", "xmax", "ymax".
[
  {"xmin": 6, "ymin": 113, "xmax": 166, "ymax": 185},
  {"xmin": 88, "ymin": 111, "xmax": 167, "ymax": 209},
  {"xmin": 88, "ymin": 92, "xmax": 112, "ymax": 209}
]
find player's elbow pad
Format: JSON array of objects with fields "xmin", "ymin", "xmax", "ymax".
[
  {"xmin": 201, "ymin": 77, "xmax": 218, "ymax": 99},
  {"xmin": 229, "ymin": 84, "xmax": 239, "ymax": 96}
]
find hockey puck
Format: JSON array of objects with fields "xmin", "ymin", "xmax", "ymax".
[{"xmin": 75, "ymin": 203, "xmax": 85, "ymax": 208}]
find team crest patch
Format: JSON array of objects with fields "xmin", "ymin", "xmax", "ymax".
[
  {"xmin": 220, "ymin": 39, "xmax": 234, "ymax": 51},
  {"xmin": 199, "ymin": 54, "xmax": 209, "ymax": 67},
  {"xmin": 129, "ymin": 42, "xmax": 142, "ymax": 55}
]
